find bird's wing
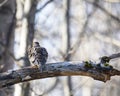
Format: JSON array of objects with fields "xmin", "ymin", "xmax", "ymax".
[{"xmin": 41, "ymin": 47, "xmax": 48, "ymax": 58}]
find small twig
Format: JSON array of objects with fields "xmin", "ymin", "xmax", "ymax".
[
  {"xmin": 94, "ymin": 33, "xmax": 120, "ymax": 47},
  {"xmin": 36, "ymin": 0, "xmax": 54, "ymax": 13},
  {"xmin": 100, "ymin": 53, "xmax": 120, "ymax": 62},
  {"xmin": 109, "ymin": 53, "xmax": 120, "ymax": 60},
  {"xmin": 86, "ymin": 0, "xmax": 120, "ymax": 23}
]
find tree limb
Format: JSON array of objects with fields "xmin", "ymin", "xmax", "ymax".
[
  {"xmin": 86, "ymin": 0, "xmax": 120, "ymax": 23},
  {"xmin": 0, "ymin": 61, "xmax": 120, "ymax": 89},
  {"xmin": 0, "ymin": 0, "xmax": 8, "ymax": 7},
  {"xmin": 100, "ymin": 53, "xmax": 120, "ymax": 61},
  {"xmin": 109, "ymin": 53, "xmax": 120, "ymax": 60},
  {"xmin": 36, "ymin": 0, "xmax": 53, "ymax": 13}
]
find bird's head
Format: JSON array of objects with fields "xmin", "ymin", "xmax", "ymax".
[{"xmin": 33, "ymin": 42, "xmax": 40, "ymax": 47}]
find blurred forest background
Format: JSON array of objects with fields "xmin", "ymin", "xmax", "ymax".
[{"xmin": 0, "ymin": 0, "xmax": 120, "ymax": 96}]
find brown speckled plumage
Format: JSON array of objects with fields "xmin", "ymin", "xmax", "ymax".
[{"xmin": 28, "ymin": 42, "xmax": 48, "ymax": 72}]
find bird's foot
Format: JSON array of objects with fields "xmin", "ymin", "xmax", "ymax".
[
  {"xmin": 39, "ymin": 65, "xmax": 47, "ymax": 72},
  {"xmin": 39, "ymin": 67, "xmax": 43, "ymax": 73},
  {"xmin": 32, "ymin": 65, "xmax": 39, "ymax": 68}
]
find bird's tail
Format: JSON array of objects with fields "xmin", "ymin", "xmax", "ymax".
[{"xmin": 39, "ymin": 63, "xmax": 45, "ymax": 72}]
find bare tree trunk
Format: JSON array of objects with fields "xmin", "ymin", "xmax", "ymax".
[
  {"xmin": 0, "ymin": 0, "xmax": 16, "ymax": 96},
  {"xmin": 25, "ymin": 1, "xmax": 38, "ymax": 96},
  {"xmin": 65, "ymin": 0, "xmax": 73, "ymax": 96},
  {"xmin": 14, "ymin": 0, "xmax": 37, "ymax": 96},
  {"xmin": 15, "ymin": 0, "xmax": 31, "ymax": 96},
  {"xmin": 27, "ymin": 0, "xmax": 37, "ymax": 46},
  {"xmin": 61, "ymin": 0, "xmax": 72, "ymax": 96}
]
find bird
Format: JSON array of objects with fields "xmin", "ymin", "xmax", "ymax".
[{"xmin": 28, "ymin": 42, "xmax": 48, "ymax": 72}]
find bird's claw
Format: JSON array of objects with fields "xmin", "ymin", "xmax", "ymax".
[{"xmin": 32, "ymin": 65, "xmax": 39, "ymax": 68}]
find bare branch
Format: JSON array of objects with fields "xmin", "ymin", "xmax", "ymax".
[
  {"xmin": 65, "ymin": 0, "xmax": 73, "ymax": 95},
  {"xmin": 0, "ymin": 61, "xmax": 120, "ymax": 89},
  {"xmin": 86, "ymin": 0, "xmax": 120, "ymax": 23},
  {"xmin": 42, "ymin": 77, "xmax": 59, "ymax": 95},
  {"xmin": 70, "ymin": 0, "xmax": 98, "ymax": 56},
  {"xmin": 94, "ymin": 33, "xmax": 120, "ymax": 47},
  {"xmin": 0, "ymin": 0, "xmax": 8, "ymax": 7},
  {"xmin": 95, "ymin": 32, "xmax": 120, "ymax": 60},
  {"xmin": 109, "ymin": 53, "xmax": 120, "ymax": 60},
  {"xmin": 0, "ymin": 41, "xmax": 26, "ymax": 62},
  {"xmin": 36, "ymin": 0, "xmax": 53, "ymax": 13}
]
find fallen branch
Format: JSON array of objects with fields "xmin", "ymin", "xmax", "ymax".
[{"xmin": 0, "ymin": 61, "xmax": 120, "ymax": 89}]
